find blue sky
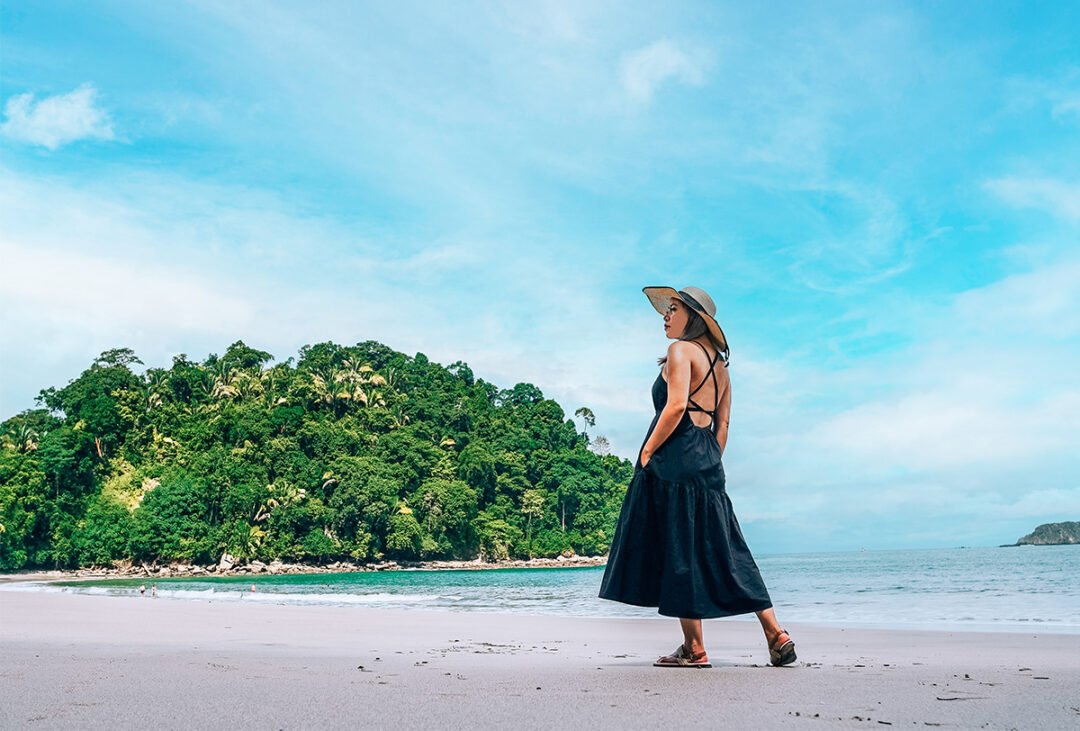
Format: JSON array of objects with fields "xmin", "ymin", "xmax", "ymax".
[{"xmin": 2, "ymin": 1, "xmax": 1079, "ymax": 553}]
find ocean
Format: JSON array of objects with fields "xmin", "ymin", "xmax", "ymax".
[{"xmin": 6, "ymin": 545, "xmax": 1078, "ymax": 634}]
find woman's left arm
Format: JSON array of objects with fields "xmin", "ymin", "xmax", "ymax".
[{"xmin": 640, "ymin": 342, "xmax": 691, "ymax": 466}]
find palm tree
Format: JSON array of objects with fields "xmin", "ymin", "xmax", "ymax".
[
  {"xmin": 247, "ymin": 525, "xmax": 267, "ymax": 554},
  {"xmin": 337, "ymin": 359, "xmax": 389, "ymax": 409},
  {"xmin": 144, "ymin": 370, "xmax": 170, "ymax": 413},
  {"xmin": 211, "ymin": 362, "xmax": 240, "ymax": 400},
  {"xmin": 382, "ymin": 366, "xmax": 402, "ymax": 393},
  {"xmin": 191, "ymin": 368, "xmax": 212, "ymax": 401},
  {"xmin": 233, "ymin": 370, "xmax": 264, "ymax": 401},
  {"xmin": 336, "ymin": 369, "xmax": 367, "ymax": 406},
  {"xmin": 253, "ymin": 480, "xmax": 307, "ymax": 524},
  {"xmin": 260, "ymin": 365, "xmax": 291, "ymax": 409},
  {"xmin": 1, "ymin": 423, "xmax": 39, "ymax": 453},
  {"xmin": 365, "ymin": 370, "xmax": 389, "ymax": 408}
]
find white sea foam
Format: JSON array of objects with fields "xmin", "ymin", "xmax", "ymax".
[{"xmin": 3, "ymin": 583, "xmax": 461, "ymax": 606}]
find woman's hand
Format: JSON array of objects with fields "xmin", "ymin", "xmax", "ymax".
[{"xmin": 639, "ymin": 448, "xmax": 652, "ymax": 468}]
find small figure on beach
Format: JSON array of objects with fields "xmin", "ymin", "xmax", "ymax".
[
  {"xmin": 599, "ymin": 286, "xmax": 797, "ymax": 668},
  {"xmin": 139, "ymin": 584, "xmax": 146, "ymax": 597},
  {"xmin": 151, "ymin": 583, "xmax": 156, "ymax": 597}
]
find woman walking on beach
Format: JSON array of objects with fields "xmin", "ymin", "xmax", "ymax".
[{"xmin": 599, "ymin": 286, "xmax": 796, "ymax": 668}]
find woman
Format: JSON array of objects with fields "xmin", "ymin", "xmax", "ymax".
[{"xmin": 598, "ymin": 285, "xmax": 796, "ymax": 668}]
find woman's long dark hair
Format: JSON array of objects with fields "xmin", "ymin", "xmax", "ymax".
[{"xmin": 658, "ymin": 306, "xmax": 729, "ymax": 367}]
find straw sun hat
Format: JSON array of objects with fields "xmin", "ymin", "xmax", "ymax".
[{"xmin": 642, "ymin": 285, "xmax": 729, "ymax": 357}]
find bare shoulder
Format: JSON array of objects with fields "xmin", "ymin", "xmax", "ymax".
[
  {"xmin": 665, "ymin": 340, "xmax": 697, "ymax": 364},
  {"xmin": 667, "ymin": 340, "xmax": 698, "ymax": 354}
]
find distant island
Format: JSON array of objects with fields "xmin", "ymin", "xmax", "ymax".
[{"xmin": 1008, "ymin": 521, "xmax": 1080, "ymax": 546}]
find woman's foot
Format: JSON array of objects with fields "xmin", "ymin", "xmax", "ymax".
[
  {"xmin": 654, "ymin": 643, "xmax": 712, "ymax": 668},
  {"xmin": 768, "ymin": 629, "xmax": 797, "ymax": 667}
]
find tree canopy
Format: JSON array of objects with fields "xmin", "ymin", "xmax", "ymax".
[{"xmin": 0, "ymin": 340, "xmax": 631, "ymax": 569}]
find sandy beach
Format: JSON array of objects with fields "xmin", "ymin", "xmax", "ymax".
[{"xmin": 1, "ymin": 588, "xmax": 1078, "ymax": 729}]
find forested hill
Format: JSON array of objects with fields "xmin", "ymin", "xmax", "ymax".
[
  {"xmin": 0, "ymin": 340, "xmax": 631, "ymax": 571},
  {"xmin": 1014, "ymin": 522, "xmax": 1080, "ymax": 546}
]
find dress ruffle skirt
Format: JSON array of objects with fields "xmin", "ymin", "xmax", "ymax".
[{"xmin": 598, "ymin": 374, "xmax": 773, "ymax": 619}]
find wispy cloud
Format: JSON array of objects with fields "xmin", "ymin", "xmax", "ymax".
[
  {"xmin": 780, "ymin": 182, "xmax": 915, "ymax": 294},
  {"xmin": 985, "ymin": 176, "xmax": 1080, "ymax": 222},
  {"xmin": 999, "ymin": 69, "xmax": 1080, "ymax": 123},
  {"xmin": 1, "ymin": 83, "xmax": 115, "ymax": 150},
  {"xmin": 619, "ymin": 39, "xmax": 709, "ymax": 104}
]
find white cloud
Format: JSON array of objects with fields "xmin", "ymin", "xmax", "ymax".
[
  {"xmin": 807, "ymin": 255, "xmax": 1080, "ymax": 475},
  {"xmin": 0, "ymin": 241, "xmax": 256, "ymax": 336},
  {"xmin": 1052, "ymin": 96, "xmax": 1080, "ymax": 120},
  {"xmin": 619, "ymin": 39, "xmax": 707, "ymax": 104},
  {"xmin": 951, "ymin": 257, "xmax": 1080, "ymax": 338},
  {"xmin": 812, "ymin": 384, "xmax": 1080, "ymax": 473},
  {"xmin": 775, "ymin": 252, "xmax": 1080, "ymax": 478},
  {"xmin": 722, "ymin": 247, "xmax": 1080, "ymax": 550},
  {"xmin": 1, "ymin": 84, "xmax": 115, "ymax": 150},
  {"xmin": 1000, "ymin": 70, "xmax": 1080, "ymax": 123},
  {"xmin": 985, "ymin": 176, "xmax": 1080, "ymax": 222}
]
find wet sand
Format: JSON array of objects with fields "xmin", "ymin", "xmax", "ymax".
[{"xmin": 1, "ymin": 589, "xmax": 1077, "ymax": 729}]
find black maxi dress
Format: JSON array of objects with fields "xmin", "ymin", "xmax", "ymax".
[{"xmin": 599, "ymin": 342, "xmax": 773, "ymax": 619}]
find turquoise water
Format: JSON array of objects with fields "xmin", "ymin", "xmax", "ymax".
[{"xmin": 7, "ymin": 545, "xmax": 1079, "ymax": 633}]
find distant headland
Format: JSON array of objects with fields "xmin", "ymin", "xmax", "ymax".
[{"xmin": 1004, "ymin": 521, "xmax": 1080, "ymax": 546}]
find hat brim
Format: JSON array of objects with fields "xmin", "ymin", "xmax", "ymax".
[{"xmin": 642, "ymin": 286, "xmax": 729, "ymax": 352}]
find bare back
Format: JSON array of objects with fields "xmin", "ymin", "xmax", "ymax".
[{"xmin": 661, "ymin": 339, "xmax": 730, "ymax": 430}]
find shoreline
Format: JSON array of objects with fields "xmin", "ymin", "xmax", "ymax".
[
  {"xmin": 0, "ymin": 554, "xmax": 608, "ymax": 584},
  {"xmin": 8, "ymin": 543, "xmax": 1077, "ymax": 585},
  {"xmin": 5, "ymin": 562, "xmax": 1079, "ymax": 639},
  {"xmin": 2, "ymin": 590, "xmax": 1078, "ymax": 729}
]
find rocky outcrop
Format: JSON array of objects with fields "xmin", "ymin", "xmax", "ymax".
[
  {"xmin": 1, "ymin": 555, "xmax": 609, "ymax": 583},
  {"xmin": 1014, "ymin": 521, "xmax": 1080, "ymax": 546}
]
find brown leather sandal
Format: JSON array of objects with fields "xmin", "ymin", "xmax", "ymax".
[
  {"xmin": 769, "ymin": 629, "xmax": 797, "ymax": 667},
  {"xmin": 654, "ymin": 643, "xmax": 712, "ymax": 668}
]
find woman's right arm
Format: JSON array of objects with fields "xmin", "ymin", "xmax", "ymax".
[{"xmin": 715, "ymin": 375, "xmax": 731, "ymax": 454}]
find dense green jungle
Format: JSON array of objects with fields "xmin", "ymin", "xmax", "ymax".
[{"xmin": 0, "ymin": 341, "xmax": 632, "ymax": 570}]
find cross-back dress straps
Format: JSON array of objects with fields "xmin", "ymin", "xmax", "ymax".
[{"xmin": 685, "ymin": 341, "xmax": 720, "ymax": 432}]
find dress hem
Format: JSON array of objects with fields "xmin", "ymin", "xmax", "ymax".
[{"xmin": 598, "ymin": 593, "xmax": 773, "ymax": 620}]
